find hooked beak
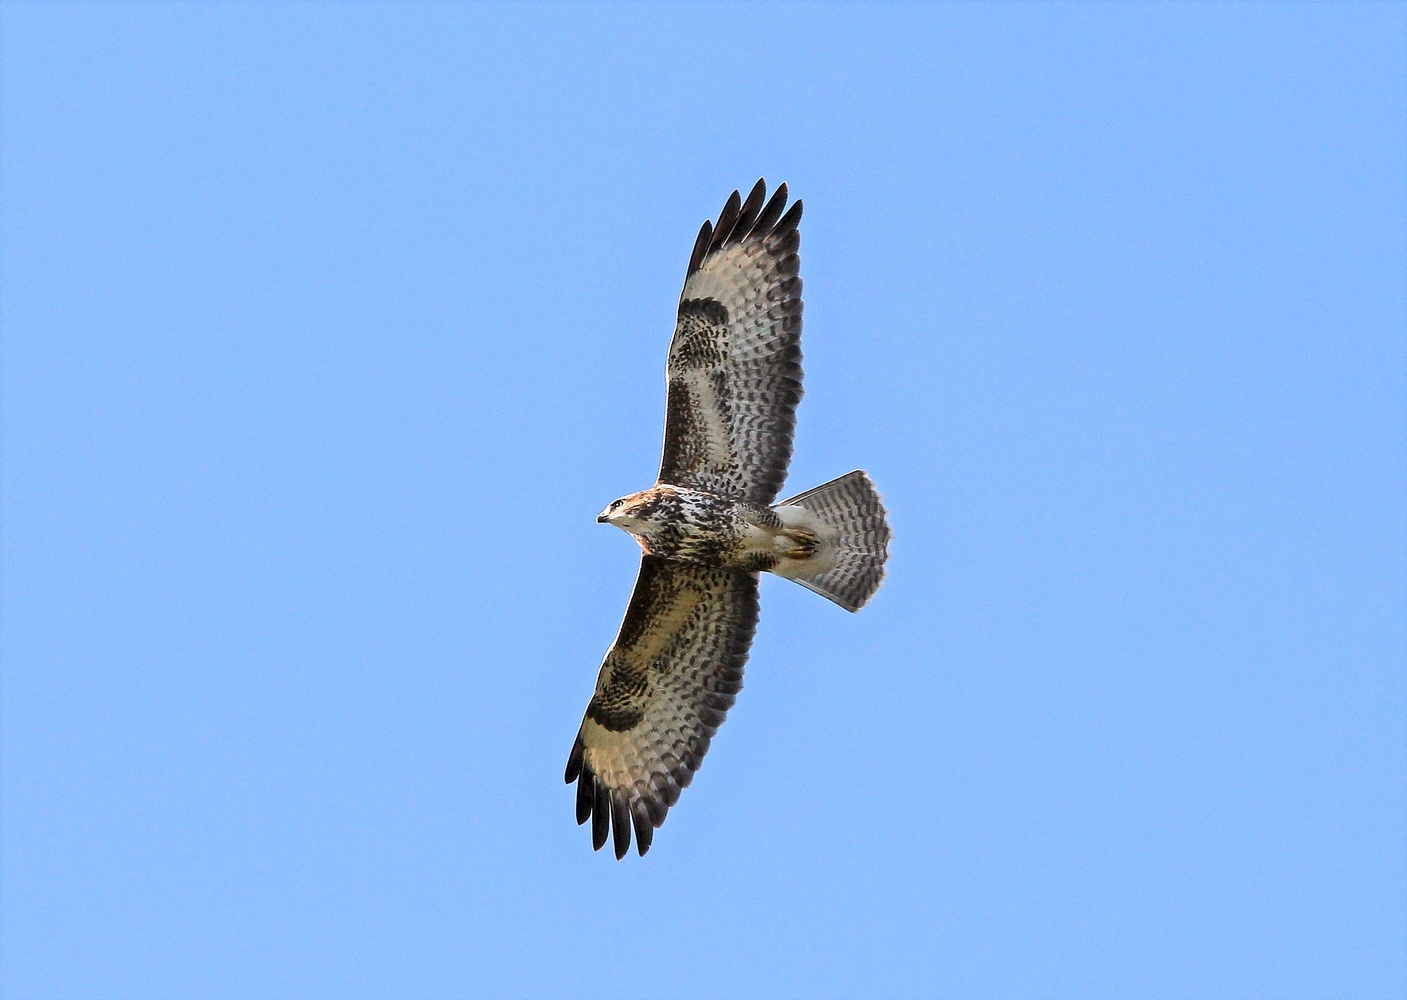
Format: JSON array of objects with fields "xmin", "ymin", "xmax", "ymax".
[{"xmin": 597, "ymin": 511, "xmax": 609, "ymax": 523}]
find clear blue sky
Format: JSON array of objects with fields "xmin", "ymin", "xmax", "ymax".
[{"xmin": 3, "ymin": 4, "xmax": 1404, "ymax": 998}]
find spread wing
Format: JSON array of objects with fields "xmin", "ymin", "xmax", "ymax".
[
  {"xmin": 564, "ymin": 556, "xmax": 759, "ymax": 859},
  {"xmin": 658, "ymin": 179, "xmax": 804, "ymax": 505}
]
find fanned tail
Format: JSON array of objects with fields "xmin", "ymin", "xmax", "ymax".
[{"xmin": 775, "ymin": 471, "xmax": 890, "ymax": 612}]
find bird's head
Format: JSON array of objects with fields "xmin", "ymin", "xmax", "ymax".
[{"xmin": 597, "ymin": 489, "xmax": 670, "ymax": 546}]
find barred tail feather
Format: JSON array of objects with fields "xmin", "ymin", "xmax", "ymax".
[{"xmin": 776, "ymin": 471, "xmax": 891, "ymax": 612}]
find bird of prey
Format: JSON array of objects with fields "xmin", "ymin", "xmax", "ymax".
[{"xmin": 565, "ymin": 179, "xmax": 891, "ymax": 859}]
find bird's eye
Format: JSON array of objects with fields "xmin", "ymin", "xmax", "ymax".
[{"xmin": 610, "ymin": 500, "xmax": 624, "ymax": 511}]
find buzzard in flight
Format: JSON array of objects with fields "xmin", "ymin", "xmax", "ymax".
[{"xmin": 565, "ymin": 180, "xmax": 891, "ymax": 858}]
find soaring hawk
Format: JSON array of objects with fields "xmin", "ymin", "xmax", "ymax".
[{"xmin": 565, "ymin": 180, "xmax": 891, "ymax": 858}]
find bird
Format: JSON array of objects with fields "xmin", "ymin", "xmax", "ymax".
[{"xmin": 565, "ymin": 179, "xmax": 891, "ymax": 859}]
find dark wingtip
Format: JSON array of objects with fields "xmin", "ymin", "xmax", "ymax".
[
  {"xmin": 592, "ymin": 782, "xmax": 610, "ymax": 851},
  {"xmin": 775, "ymin": 198, "xmax": 803, "ymax": 236},
  {"xmin": 574, "ymin": 770, "xmax": 593, "ymax": 826},
  {"xmin": 687, "ymin": 220, "xmax": 713, "ymax": 275},
  {"xmin": 751, "ymin": 182, "xmax": 789, "ymax": 237},
  {"xmin": 564, "ymin": 736, "xmax": 584, "ymax": 783},
  {"xmin": 631, "ymin": 799, "xmax": 655, "ymax": 856},
  {"xmin": 611, "ymin": 792, "xmax": 631, "ymax": 860},
  {"xmin": 686, "ymin": 180, "xmax": 800, "ymax": 282},
  {"xmin": 733, "ymin": 178, "xmax": 767, "ymax": 241},
  {"xmin": 709, "ymin": 188, "xmax": 744, "ymax": 251}
]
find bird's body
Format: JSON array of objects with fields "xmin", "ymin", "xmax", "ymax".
[
  {"xmin": 566, "ymin": 180, "xmax": 891, "ymax": 859},
  {"xmin": 599, "ymin": 483, "xmax": 833, "ymax": 575}
]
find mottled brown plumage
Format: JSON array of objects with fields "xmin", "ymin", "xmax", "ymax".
[{"xmin": 567, "ymin": 181, "xmax": 891, "ymax": 859}]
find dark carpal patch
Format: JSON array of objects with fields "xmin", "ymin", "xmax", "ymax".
[
  {"xmin": 671, "ymin": 302, "xmax": 730, "ymax": 370},
  {"xmin": 586, "ymin": 665, "xmax": 647, "ymax": 732},
  {"xmin": 678, "ymin": 297, "xmax": 729, "ymax": 326},
  {"xmin": 585, "ymin": 689, "xmax": 645, "ymax": 731}
]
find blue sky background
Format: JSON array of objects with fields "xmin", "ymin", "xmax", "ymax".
[{"xmin": 3, "ymin": 4, "xmax": 1404, "ymax": 998}]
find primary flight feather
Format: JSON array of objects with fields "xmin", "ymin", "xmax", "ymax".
[{"xmin": 565, "ymin": 180, "xmax": 891, "ymax": 859}]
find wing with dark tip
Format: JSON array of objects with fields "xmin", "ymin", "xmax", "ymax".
[
  {"xmin": 565, "ymin": 556, "xmax": 759, "ymax": 858},
  {"xmin": 658, "ymin": 179, "xmax": 804, "ymax": 505}
]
